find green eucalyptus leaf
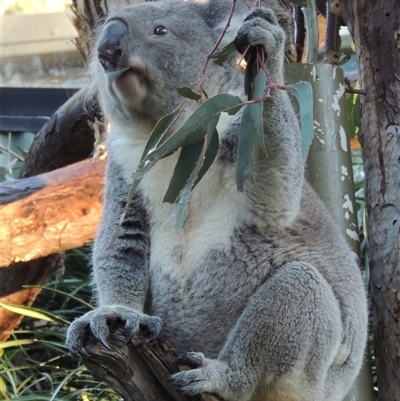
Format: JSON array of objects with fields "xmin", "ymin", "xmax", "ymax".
[
  {"xmin": 127, "ymin": 160, "xmax": 156, "ymax": 205},
  {"xmin": 126, "ymin": 94, "xmax": 244, "ymax": 209},
  {"xmin": 244, "ymin": 50, "xmax": 257, "ymax": 99},
  {"xmin": 143, "ymin": 93, "xmax": 244, "ymax": 164},
  {"xmin": 127, "ymin": 110, "xmax": 178, "ymax": 206},
  {"xmin": 176, "ymin": 87, "xmax": 202, "ymax": 101},
  {"xmin": 141, "ymin": 111, "xmax": 178, "ymax": 158},
  {"xmin": 0, "ymin": 166, "xmax": 7, "ymax": 182},
  {"xmin": 164, "ymin": 114, "xmax": 220, "ymax": 205},
  {"xmin": 237, "ymin": 104, "xmax": 255, "ymax": 192},
  {"xmin": 194, "ymin": 115, "xmax": 220, "ymax": 186},
  {"xmin": 163, "ymin": 140, "xmax": 204, "ymax": 204},
  {"xmin": 237, "ymin": 72, "xmax": 266, "ymax": 191},
  {"xmin": 288, "ymin": 81, "xmax": 313, "ymax": 160},
  {"xmin": 353, "ymin": 93, "xmax": 361, "ymax": 135},
  {"xmin": 167, "ymin": 116, "xmax": 221, "ymax": 227},
  {"xmin": 212, "ymin": 40, "xmax": 237, "ymax": 66},
  {"xmin": 171, "ymin": 150, "xmax": 205, "ymax": 229},
  {"xmin": 346, "ymin": 93, "xmax": 361, "ymax": 139},
  {"xmin": 249, "ymin": 72, "xmax": 266, "ymax": 150},
  {"xmin": 302, "ymin": 1, "xmax": 318, "ymax": 63}
]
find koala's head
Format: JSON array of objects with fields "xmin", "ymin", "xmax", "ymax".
[{"xmin": 92, "ymin": 0, "xmax": 242, "ymax": 125}]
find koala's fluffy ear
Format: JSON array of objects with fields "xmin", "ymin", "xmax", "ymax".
[{"xmin": 203, "ymin": 0, "xmax": 250, "ymax": 42}]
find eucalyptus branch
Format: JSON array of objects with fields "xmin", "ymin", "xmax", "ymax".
[{"xmin": 196, "ymin": 0, "xmax": 239, "ymax": 96}]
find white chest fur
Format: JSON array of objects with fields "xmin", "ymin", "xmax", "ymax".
[{"xmin": 108, "ymin": 115, "xmax": 254, "ymax": 280}]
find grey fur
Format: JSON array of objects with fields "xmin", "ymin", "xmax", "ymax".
[{"xmin": 66, "ymin": 1, "xmax": 368, "ymax": 400}]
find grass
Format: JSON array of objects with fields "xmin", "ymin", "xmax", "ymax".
[{"xmin": 0, "ymin": 247, "xmax": 120, "ymax": 401}]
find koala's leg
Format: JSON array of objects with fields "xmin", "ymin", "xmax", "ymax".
[{"xmin": 169, "ymin": 262, "xmax": 347, "ymax": 401}]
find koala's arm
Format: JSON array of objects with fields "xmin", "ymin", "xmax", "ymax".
[
  {"xmin": 236, "ymin": 8, "xmax": 304, "ymax": 228},
  {"xmin": 66, "ymin": 154, "xmax": 160, "ymax": 354},
  {"xmin": 92, "ymin": 154, "xmax": 150, "ymax": 311}
]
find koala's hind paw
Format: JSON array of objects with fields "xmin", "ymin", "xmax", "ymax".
[
  {"xmin": 168, "ymin": 353, "xmax": 231, "ymax": 397},
  {"xmin": 65, "ymin": 305, "xmax": 162, "ymax": 356},
  {"xmin": 175, "ymin": 351, "xmax": 207, "ymax": 369}
]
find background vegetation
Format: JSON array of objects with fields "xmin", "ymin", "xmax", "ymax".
[{"xmin": 0, "ymin": 248, "xmax": 121, "ymax": 401}]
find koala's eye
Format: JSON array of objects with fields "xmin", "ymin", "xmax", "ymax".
[{"xmin": 153, "ymin": 26, "xmax": 168, "ymax": 36}]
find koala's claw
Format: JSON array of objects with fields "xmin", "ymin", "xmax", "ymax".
[
  {"xmin": 66, "ymin": 315, "xmax": 92, "ymax": 356},
  {"xmin": 66, "ymin": 306, "xmax": 163, "ymax": 354},
  {"xmin": 99, "ymin": 334, "xmax": 113, "ymax": 350},
  {"xmin": 168, "ymin": 354, "xmax": 229, "ymax": 397},
  {"xmin": 175, "ymin": 352, "xmax": 206, "ymax": 369},
  {"xmin": 147, "ymin": 318, "xmax": 162, "ymax": 344},
  {"xmin": 67, "ymin": 340, "xmax": 90, "ymax": 357}
]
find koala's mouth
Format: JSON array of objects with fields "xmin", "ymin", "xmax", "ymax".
[
  {"xmin": 105, "ymin": 59, "xmax": 149, "ymax": 108},
  {"xmin": 104, "ymin": 59, "xmax": 147, "ymax": 82}
]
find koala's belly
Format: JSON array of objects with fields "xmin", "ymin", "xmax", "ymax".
[
  {"xmin": 144, "ymin": 218, "xmax": 304, "ymax": 356},
  {"xmin": 144, "ymin": 209, "xmax": 352, "ymax": 357},
  {"xmin": 147, "ymin": 239, "xmax": 269, "ymax": 357}
]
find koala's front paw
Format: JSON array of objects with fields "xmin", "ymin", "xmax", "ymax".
[
  {"xmin": 235, "ymin": 7, "xmax": 285, "ymax": 69},
  {"xmin": 65, "ymin": 305, "xmax": 162, "ymax": 356},
  {"xmin": 168, "ymin": 352, "xmax": 231, "ymax": 398}
]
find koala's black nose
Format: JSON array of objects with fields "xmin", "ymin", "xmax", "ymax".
[{"xmin": 98, "ymin": 19, "xmax": 129, "ymax": 71}]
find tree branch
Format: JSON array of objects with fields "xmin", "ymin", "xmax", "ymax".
[
  {"xmin": 82, "ymin": 325, "xmax": 222, "ymax": 401},
  {"xmin": 0, "ymin": 158, "xmax": 105, "ymax": 269}
]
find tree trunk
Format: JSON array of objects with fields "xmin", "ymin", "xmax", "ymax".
[{"xmin": 343, "ymin": 1, "xmax": 400, "ymax": 399}]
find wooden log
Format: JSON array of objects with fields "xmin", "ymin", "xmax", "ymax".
[
  {"xmin": 82, "ymin": 325, "xmax": 222, "ymax": 401},
  {"xmin": 0, "ymin": 158, "xmax": 105, "ymax": 269},
  {"xmin": 0, "ymin": 157, "xmax": 104, "ymax": 342},
  {"xmin": 0, "ymin": 84, "xmax": 102, "ymax": 341}
]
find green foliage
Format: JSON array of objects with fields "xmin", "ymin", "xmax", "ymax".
[
  {"xmin": 0, "ymin": 132, "xmax": 34, "ymax": 181},
  {"xmin": 347, "ymin": 93, "xmax": 361, "ymax": 139},
  {"xmin": 0, "ymin": 247, "xmax": 118, "ymax": 401},
  {"xmin": 211, "ymin": 41, "xmax": 236, "ymax": 66},
  {"xmin": 127, "ymin": 93, "xmax": 246, "ymax": 227},
  {"xmin": 237, "ymin": 72, "xmax": 266, "ymax": 192},
  {"xmin": 288, "ymin": 82, "xmax": 314, "ymax": 160},
  {"xmin": 126, "ymin": 66, "xmax": 315, "ymax": 226},
  {"xmin": 176, "ymin": 87, "xmax": 202, "ymax": 101}
]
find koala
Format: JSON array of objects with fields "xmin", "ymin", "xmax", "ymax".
[{"xmin": 66, "ymin": 1, "xmax": 368, "ymax": 400}]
